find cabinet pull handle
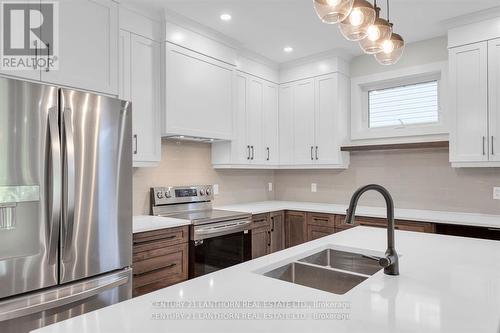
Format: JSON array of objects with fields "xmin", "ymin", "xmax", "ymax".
[
  {"xmin": 310, "ymin": 146, "xmax": 314, "ymax": 160},
  {"xmin": 251, "ymin": 146, "xmax": 254, "ymax": 160},
  {"xmin": 266, "ymin": 147, "xmax": 270, "ymax": 161},
  {"xmin": 33, "ymin": 40, "xmax": 38, "ymax": 70},
  {"xmin": 315, "ymin": 146, "xmax": 318, "ymax": 160},
  {"xmin": 492, "ymin": 136, "xmax": 495, "ymax": 155},
  {"xmin": 482, "ymin": 136, "xmax": 486, "ymax": 156},
  {"xmin": 134, "ymin": 263, "xmax": 177, "ymax": 277},
  {"xmin": 133, "ymin": 134, "xmax": 138, "ymax": 155},
  {"xmin": 45, "ymin": 42, "xmax": 50, "ymax": 72},
  {"xmin": 247, "ymin": 145, "xmax": 250, "ymax": 160},
  {"xmin": 271, "ymin": 217, "xmax": 275, "ymax": 231}
]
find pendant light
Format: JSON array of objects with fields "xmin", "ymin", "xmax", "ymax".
[
  {"xmin": 359, "ymin": 2, "xmax": 392, "ymax": 54},
  {"xmin": 313, "ymin": 0, "xmax": 354, "ymax": 24},
  {"xmin": 375, "ymin": 1, "xmax": 405, "ymax": 64},
  {"xmin": 339, "ymin": 0, "xmax": 376, "ymax": 41}
]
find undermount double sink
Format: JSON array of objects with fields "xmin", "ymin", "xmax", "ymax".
[{"xmin": 262, "ymin": 249, "xmax": 383, "ymax": 295}]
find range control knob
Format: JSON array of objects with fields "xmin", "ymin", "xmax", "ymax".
[
  {"xmin": 199, "ymin": 189, "xmax": 205, "ymax": 196},
  {"xmin": 206, "ymin": 188, "xmax": 211, "ymax": 195},
  {"xmin": 156, "ymin": 191, "xmax": 164, "ymax": 199},
  {"xmin": 165, "ymin": 190, "xmax": 171, "ymax": 198}
]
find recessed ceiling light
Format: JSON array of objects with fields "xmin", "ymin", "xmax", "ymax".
[
  {"xmin": 283, "ymin": 46, "xmax": 294, "ymax": 53},
  {"xmin": 220, "ymin": 13, "xmax": 232, "ymax": 21}
]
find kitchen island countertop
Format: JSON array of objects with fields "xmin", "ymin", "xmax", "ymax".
[{"xmin": 32, "ymin": 226, "xmax": 500, "ymax": 333}]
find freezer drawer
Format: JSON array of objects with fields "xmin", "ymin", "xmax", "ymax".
[{"xmin": 0, "ymin": 268, "xmax": 132, "ymax": 333}]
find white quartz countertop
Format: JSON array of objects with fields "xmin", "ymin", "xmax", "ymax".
[
  {"xmin": 133, "ymin": 215, "xmax": 191, "ymax": 233},
  {"xmin": 215, "ymin": 200, "xmax": 500, "ymax": 229},
  {"xmin": 33, "ymin": 227, "xmax": 500, "ymax": 333}
]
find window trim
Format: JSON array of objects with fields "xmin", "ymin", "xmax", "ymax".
[{"xmin": 351, "ymin": 62, "xmax": 448, "ymax": 141}]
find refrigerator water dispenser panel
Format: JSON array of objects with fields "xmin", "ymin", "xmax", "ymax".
[{"xmin": 0, "ymin": 186, "xmax": 40, "ymax": 231}]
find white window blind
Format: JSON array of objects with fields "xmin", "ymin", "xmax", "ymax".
[{"xmin": 368, "ymin": 80, "xmax": 439, "ymax": 128}]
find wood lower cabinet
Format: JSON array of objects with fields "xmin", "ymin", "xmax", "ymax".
[
  {"xmin": 252, "ymin": 226, "xmax": 271, "ymax": 259},
  {"xmin": 306, "ymin": 212, "xmax": 335, "ymax": 241},
  {"xmin": 270, "ymin": 211, "xmax": 285, "ymax": 252},
  {"xmin": 285, "ymin": 211, "xmax": 307, "ymax": 248},
  {"xmin": 251, "ymin": 212, "xmax": 286, "ymax": 258},
  {"xmin": 335, "ymin": 215, "xmax": 436, "ymax": 233},
  {"xmin": 132, "ymin": 226, "xmax": 189, "ymax": 297}
]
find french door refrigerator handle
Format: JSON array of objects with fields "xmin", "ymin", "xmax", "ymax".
[
  {"xmin": 0, "ymin": 270, "xmax": 130, "ymax": 322},
  {"xmin": 47, "ymin": 107, "xmax": 61, "ymax": 264},
  {"xmin": 62, "ymin": 107, "xmax": 76, "ymax": 261}
]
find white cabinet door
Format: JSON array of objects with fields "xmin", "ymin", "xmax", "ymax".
[
  {"xmin": 449, "ymin": 42, "xmax": 489, "ymax": 162},
  {"xmin": 42, "ymin": 0, "xmax": 118, "ymax": 95},
  {"xmin": 263, "ymin": 83, "xmax": 279, "ymax": 164},
  {"xmin": 247, "ymin": 78, "xmax": 264, "ymax": 163},
  {"xmin": 315, "ymin": 74, "xmax": 341, "ymax": 165},
  {"xmin": 489, "ymin": 38, "xmax": 500, "ymax": 162},
  {"xmin": 231, "ymin": 73, "xmax": 250, "ymax": 163},
  {"xmin": 165, "ymin": 43, "xmax": 233, "ymax": 140},
  {"xmin": 130, "ymin": 34, "xmax": 161, "ymax": 165},
  {"xmin": 293, "ymin": 79, "xmax": 315, "ymax": 164},
  {"xmin": 279, "ymin": 85, "xmax": 294, "ymax": 165},
  {"xmin": 119, "ymin": 30, "xmax": 161, "ymax": 167}
]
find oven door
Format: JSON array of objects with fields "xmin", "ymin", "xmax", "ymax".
[{"xmin": 190, "ymin": 219, "xmax": 252, "ymax": 278}]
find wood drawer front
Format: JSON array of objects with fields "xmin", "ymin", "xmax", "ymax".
[
  {"xmin": 133, "ymin": 243, "xmax": 188, "ymax": 294},
  {"xmin": 307, "ymin": 212, "xmax": 335, "ymax": 227},
  {"xmin": 307, "ymin": 224, "xmax": 334, "ymax": 241},
  {"xmin": 334, "ymin": 215, "xmax": 435, "ymax": 233},
  {"xmin": 252, "ymin": 213, "xmax": 271, "ymax": 229},
  {"xmin": 133, "ymin": 226, "xmax": 188, "ymax": 253}
]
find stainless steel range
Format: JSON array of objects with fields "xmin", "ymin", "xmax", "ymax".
[{"xmin": 150, "ymin": 185, "xmax": 252, "ymax": 278}]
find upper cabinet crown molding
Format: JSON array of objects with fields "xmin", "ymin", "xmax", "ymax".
[
  {"xmin": 119, "ymin": 6, "xmax": 163, "ymax": 42},
  {"xmin": 279, "ymin": 53, "xmax": 350, "ymax": 84},
  {"xmin": 448, "ymin": 16, "xmax": 500, "ymax": 49},
  {"xmin": 165, "ymin": 21, "xmax": 237, "ymax": 66}
]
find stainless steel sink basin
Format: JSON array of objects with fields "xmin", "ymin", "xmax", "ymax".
[
  {"xmin": 262, "ymin": 249, "xmax": 383, "ymax": 295},
  {"xmin": 299, "ymin": 249, "xmax": 382, "ymax": 276}
]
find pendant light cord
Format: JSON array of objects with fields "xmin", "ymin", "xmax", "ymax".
[{"xmin": 387, "ymin": 0, "xmax": 390, "ymax": 22}]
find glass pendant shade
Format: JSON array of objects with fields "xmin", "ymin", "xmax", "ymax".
[
  {"xmin": 313, "ymin": 0, "xmax": 354, "ymax": 24},
  {"xmin": 375, "ymin": 33, "xmax": 405, "ymax": 65},
  {"xmin": 339, "ymin": 0, "xmax": 376, "ymax": 41},
  {"xmin": 359, "ymin": 15, "xmax": 392, "ymax": 54}
]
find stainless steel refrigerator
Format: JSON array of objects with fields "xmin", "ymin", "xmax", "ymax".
[{"xmin": 0, "ymin": 77, "xmax": 133, "ymax": 333}]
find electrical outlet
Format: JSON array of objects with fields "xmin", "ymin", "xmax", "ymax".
[
  {"xmin": 494, "ymin": 187, "xmax": 500, "ymax": 200},
  {"xmin": 268, "ymin": 182, "xmax": 273, "ymax": 192},
  {"xmin": 213, "ymin": 184, "xmax": 219, "ymax": 195},
  {"xmin": 311, "ymin": 183, "xmax": 317, "ymax": 193}
]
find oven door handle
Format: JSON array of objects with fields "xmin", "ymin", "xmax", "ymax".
[{"xmin": 194, "ymin": 219, "xmax": 252, "ymax": 240}]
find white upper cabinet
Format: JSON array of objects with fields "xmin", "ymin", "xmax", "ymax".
[
  {"xmin": 449, "ymin": 40, "xmax": 500, "ymax": 166},
  {"xmin": 278, "ymin": 74, "xmax": 349, "ymax": 168},
  {"xmin": 448, "ymin": 18, "xmax": 500, "ymax": 167},
  {"xmin": 262, "ymin": 83, "xmax": 279, "ymax": 164},
  {"xmin": 278, "ymin": 85, "xmax": 294, "ymax": 165},
  {"xmin": 119, "ymin": 29, "xmax": 161, "ymax": 167},
  {"xmin": 164, "ymin": 42, "xmax": 233, "ymax": 140},
  {"xmin": 489, "ymin": 38, "xmax": 500, "ymax": 162},
  {"xmin": 42, "ymin": 0, "xmax": 118, "ymax": 95},
  {"xmin": 212, "ymin": 72, "xmax": 279, "ymax": 167},
  {"xmin": 293, "ymin": 79, "xmax": 316, "ymax": 164}
]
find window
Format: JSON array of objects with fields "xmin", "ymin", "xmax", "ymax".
[
  {"xmin": 350, "ymin": 62, "xmax": 448, "ymax": 141},
  {"xmin": 368, "ymin": 81, "xmax": 439, "ymax": 128}
]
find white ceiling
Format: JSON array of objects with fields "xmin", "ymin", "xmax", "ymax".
[{"xmin": 123, "ymin": 0, "xmax": 500, "ymax": 63}]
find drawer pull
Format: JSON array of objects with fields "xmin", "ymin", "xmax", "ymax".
[
  {"xmin": 134, "ymin": 234, "xmax": 178, "ymax": 245},
  {"xmin": 134, "ymin": 263, "xmax": 177, "ymax": 277}
]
